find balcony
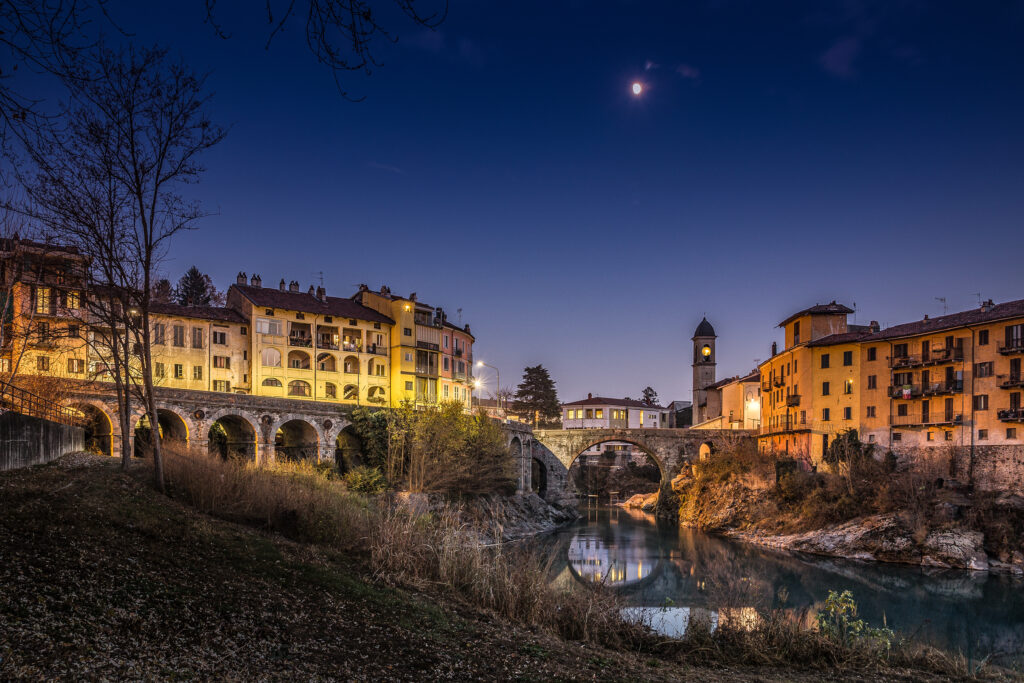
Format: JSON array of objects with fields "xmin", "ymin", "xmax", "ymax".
[
  {"xmin": 758, "ymin": 414, "xmax": 808, "ymax": 436},
  {"xmin": 340, "ymin": 342, "xmax": 361, "ymax": 353},
  {"xmin": 772, "ymin": 376, "xmax": 786, "ymax": 388},
  {"xmin": 454, "ymin": 371, "xmax": 466, "ymax": 381},
  {"xmin": 786, "ymin": 394, "xmax": 801, "ymax": 407},
  {"xmin": 889, "ymin": 413, "xmax": 963, "ymax": 428},
  {"xmin": 889, "ymin": 384, "xmax": 923, "ymax": 399},
  {"xmin": 998, "ymin": 340, "xmax": 1024, "ymax": 356},
  {"xmin": 454, "ymin": 347, "xmax": 463, "ymax": 358},
  {"xmin": 997, "ymin": 374, "xmax": 1024, "ymax": 389},
  {"xmin": 922, "ymin": 380, "xmax": 963, "ymax": 396},
  {"xmin": 889, "ymin": 354, "xmax": 921, "ymax": 369},
  {"xmin": 366, "ymin": 344, "xmax": 388, "ymax": 356},
  {"xmin": 415, "ymin": 365, "xmax": 438, "ymax": 377},
  {"xmin": 416, "ymin": 341, "xmax": 440, "ymax": 351},
  {"xmin": 288, "ymin": 336, "xmax": 312, "ymax": 348},
  {"xmin": 761, "ymin": 380, "xmax": 772, "ymax": 392},
  {"xmin": 998, "ymin": 408, "xmax": 1024, "ymax": 422},
  {"xmin": 889, "ymin": 349, "xmax": 965, "ymax": 369}
]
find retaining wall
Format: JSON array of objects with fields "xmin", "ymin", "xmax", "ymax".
[{"xmin": 0, "ymin": 411, "xmax": 84, "ymax": 471}]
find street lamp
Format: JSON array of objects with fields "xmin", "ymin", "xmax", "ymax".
[{"xmin": 476, "ymin": 360, "xmax": 500, "ymax": 413}]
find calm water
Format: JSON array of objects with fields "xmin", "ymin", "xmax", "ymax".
[{"xmin": 541, "ymin": 506, "xmax": 1024, "ymax": 668}]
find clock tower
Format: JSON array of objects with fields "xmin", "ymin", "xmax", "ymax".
[{"xmin": 692, "ymin": 317, "xmax": 717, "ymax": 425}]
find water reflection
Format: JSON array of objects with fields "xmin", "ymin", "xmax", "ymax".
[{"xmin": 544, "ymin": 506, "xmax": 1024, "ymax": 667}]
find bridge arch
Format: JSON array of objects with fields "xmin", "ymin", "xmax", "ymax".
[
  {"xmin": 206, "ymin": 411, "xmax": 259, "ymax": 461},
  {"xmin": 68, "ymin": 400, "xmax": 114, "ymax": 457},
  {"xmin": 273, "ymin": 417, "xmax": 320, "ymax": 462}
]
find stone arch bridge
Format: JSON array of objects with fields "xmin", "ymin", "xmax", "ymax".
[{"xmin": 531, "ymin": 428, "xmax": 755, "ymax": 502}]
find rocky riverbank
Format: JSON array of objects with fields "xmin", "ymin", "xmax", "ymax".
[{"xmin": 394, "ymin": 491, "xmax": 580, "ymax": 543}]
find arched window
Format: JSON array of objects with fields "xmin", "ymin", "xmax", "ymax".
[
  {"xmin": 343, "ymin": 384, "xmax": 358, "ymax": 400},
  {"xmin": 262, "ymin": 377, "xmax": 283, "ymax": 387},
  {"xmin": 287, "ymin": 350, "xmax": 310, "ymax": 370},
  {"xmin": 324, "ymin": 382, "xmax": 337, "ymax": 398},
  {"xmin": 343, "ymin": 356, "xmax": 359, "ymax": 374},
  {"xmin": 367, "ymin": 385, "xmax": 386, "ymax": 403},
  {"xmin": 261, "ymin": 348, "xmax": 282, "ymax": 367},
  {"xmin": 288, "ymin": 380, "xmax": 311, "ymax": 397},
  {"xmin": 317, "ymin": 353, "xmax": 336, "ymax": 372}
]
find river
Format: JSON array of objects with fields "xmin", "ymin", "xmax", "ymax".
[{"xmin": 541, "ymin": 505, "xmax": 1024, "ymax": 668}]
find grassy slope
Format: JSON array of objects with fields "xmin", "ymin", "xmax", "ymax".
[{"xmin": 0, "ymin": 456, "xmax": 976, "ymax": 681}]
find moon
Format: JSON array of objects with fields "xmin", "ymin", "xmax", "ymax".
[{"xmin": 631, "ymin": 82, "xmax": 643, "ymax": 96}]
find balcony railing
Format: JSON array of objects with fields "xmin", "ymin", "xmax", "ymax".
[
  {"xmin": 786, "ymin": 394, "xmax": 801, "ymax": 407},
  {"xmin": 772, "ymin": 376, "xmax": 785, "ymax": 388},
  {"xmin": 998, "ymin": 408, "xmax": 1024, "ymax": 422},
  {"xmin": 923, "ymin": 380, "xmax": 963, "ymax": 396},
  {"xmin": 366, "ymin": 344, "xmax": 388, "ymax": 356},
  {"xmin": 317, "ymin": 340, "xmax": 339, "ymax": 350},
  {"xmin": 761, "ymin": 380, "xmax": 772, "ymax": 392},
  {"xmin": 997, "ymin": 374, "xmax": 1024, "ymax": 389},
  {"xmin": 288, "ymin": 336, "xmax": 312, "ymax": 348},
  {"xmin": 340, "ymin": 342, "xmax": 361, "ymax": 353},
  {"xmin": 0, "ymin": 384, "xmax": 83, "ymax": 426},
  {"xmin": 889, "ymin": 349, "xmax": 964, "ymax": 368},
  {"xmin": 998, "ymin": 340, "xmax": 1024, "ymax": 355},
  {"xmin": 758, "ymin": 414, "xmax": 808, "ymax": 435},
  {"xmin": 889, "ymin": 413, "xmax": 963, "ymax": 428},
  {"xmin": 415, "ymin": 365, "xmax": 438, "ymax": 376},
  {"xmin": 889, "ymin": 384, "xmax": 923, "ymax": 399}
]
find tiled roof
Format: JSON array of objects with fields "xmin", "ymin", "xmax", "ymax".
[
  {"xmin": 232, "ymin": 285, "xmax": 394, "ymax": 325},
  {"xmin": 704, "ymin": 371, "xmax": 761, "ymax": 390},
  {"xmin": 778, "ymin": 301, "xmax": 854, "ymax": 327},
  {"xmin": 865, "ymin": 299, "xmax": 1024, "ymax": 341},
  {"xmin": 562, "ymin": 396, "xmax": 665, "ymax": 410},
  {"xmin": 806, "ymin": 330, "xmax": 873, "ymax": 347},
  {"xmin": 150, "ymin": 302, "xmax": 248, "ymax": 324},
  {"xmin": 693, "ymin": 317, "xmax": 716, "ymax": 338}
]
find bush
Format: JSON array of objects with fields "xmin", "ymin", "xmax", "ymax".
[{"xmin": 344, "ymin": 465, "xmax": 387, "ymax": 494}]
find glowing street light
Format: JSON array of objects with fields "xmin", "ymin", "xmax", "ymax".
[{"xmin": 476, "ymin": 360, "xmax": 501, "ymax": 413}]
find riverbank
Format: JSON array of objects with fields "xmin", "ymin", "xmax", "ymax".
[
  {"xmin": 0, "ymin": 454, "xmax": 994, "ymax": 680},
  {"xmin": 672, "ymin": 446, "xmax": 1024, "ymax": 575}
]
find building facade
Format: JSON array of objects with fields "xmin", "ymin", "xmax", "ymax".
[
  {"xmin": 691, "ymin": 371, "xmax": 761, "ymax": 430},
  {"xmin": 561, "ymin": 394, "xmax": 669, "ymax": 429}
]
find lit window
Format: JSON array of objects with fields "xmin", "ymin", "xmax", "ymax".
[{"xmin": 35, "ymin": 287, "xmax": 52, "ymax": 315}]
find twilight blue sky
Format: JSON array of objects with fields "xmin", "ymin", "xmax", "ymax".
[{"xmin": 93, "ymin": 1, "xmax": 1024, "ymax": 402}]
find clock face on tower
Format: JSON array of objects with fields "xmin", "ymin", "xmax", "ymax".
[{"xmin": 701, "ymin": 344, "xmax": 712, "ymax": 358}]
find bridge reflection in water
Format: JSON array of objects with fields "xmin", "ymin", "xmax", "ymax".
[{"xmin": 543, "ymin": 506, "xmax": 1024, "ymax": 667}]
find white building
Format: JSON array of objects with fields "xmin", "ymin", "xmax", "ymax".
[{"xmin": 562, "ymin": 394, "xmax": 669, "ymax": 429}]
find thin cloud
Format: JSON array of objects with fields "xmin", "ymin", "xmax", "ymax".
[
  {"xmin": 644, "ymin": 60, "xmax": 659, "ymax": 71},
  {"xmin": 675, "ymin": 64, "xmax": 701, "ymax": 80},
  {"xmin": 820, "ymin": 36, "xmax": 861, "ymax": 78}
]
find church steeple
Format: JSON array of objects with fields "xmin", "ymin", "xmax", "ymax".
[{"xmin": 692, "ymin": 317, "xmax": 717, "ymax": 425}]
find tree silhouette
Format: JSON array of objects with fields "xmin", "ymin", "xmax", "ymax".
[
  {"xmin": 513, "ymin": 365, "xmax": 560, "ymax": 427},
  {"xmin": 175, "ymin": 266, "xmax": 223, "ymax": 307},
  {"xmin": 641, "ymin": 386, "xmax": 659, "ymax": 406}
]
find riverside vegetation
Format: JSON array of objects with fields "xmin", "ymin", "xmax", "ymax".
[
  {"xmin": 0, "ymin": 410, "xmax": 1009, "ymax": 679},
  {"xmin": 674, "ymin": 431, "xmax": 1024, "ymax": 573}
]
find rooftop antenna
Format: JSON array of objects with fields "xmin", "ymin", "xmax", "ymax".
[
  {"xmin": 312, "ymin": 271, "xmax": 324, "ymax": 288},
  {"xmin": 973, "ymin": 292, "xmax": 982, "ymax": 307},
  {"xmin": 935, "ymin": 297, "xmax": 947, "ymax": 315},
  {"xmin": 457, "ymin": 307, "xmax": 463, "ymax": 324}
]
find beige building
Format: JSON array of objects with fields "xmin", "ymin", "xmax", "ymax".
[{"xmin": 691, "ymin": 371, "xmax": 760, "ymax": 430}]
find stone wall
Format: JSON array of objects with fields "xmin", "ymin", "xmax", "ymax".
[
  {"xmin": 0, "ymin": 411, "xmax": 84, "ymax": 471},
  {"xmin": 954, "ymin": 445, "xmax": 1024, "ymax": 492}
]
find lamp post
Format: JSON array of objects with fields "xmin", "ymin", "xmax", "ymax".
[{"xmin": 476, "ymin": 360, "xmax": 500, "ymax": 414}]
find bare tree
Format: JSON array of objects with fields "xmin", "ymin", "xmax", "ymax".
[{"xmin": 14, "ymin": 46, "xmax": 225, "ymax": 488}]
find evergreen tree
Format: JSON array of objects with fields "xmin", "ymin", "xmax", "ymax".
[
  {"xmin": 152, "ymin": 278, "xmax": 175, "ymax": 304},
  {"xmin": 175, "ymin": 266, "xmax": 223, "ymax": 307},
  {"xmin": 641, "ymin": 386, "xmax": 659, "ymax": 406},
  {"xmin": 512, "ymin": 365, "xmax": 560, "ymax": 427}
]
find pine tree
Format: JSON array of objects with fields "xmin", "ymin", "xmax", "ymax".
[
  {"xmin": 152, "ymin": 279, "xmax": 175, "ymax": 304},
  {"xmin": 175, "ymin": 266, "xmax": 223, "ymax": 307},
  {"xmin": 512, "ymin": 365, "xmax": 560, "ymax": 427},
  {"xmin": 641, "ymin": 386, "xmax": 659, "ymax": 406}
]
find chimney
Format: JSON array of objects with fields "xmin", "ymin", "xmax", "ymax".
[
  {"xmin": 307, "ymin": 285, "xmax": 315, "ymax": 296},
  {"xmin": 289, "ymin": 280, "xmax": 299, "ymax": 293},
  {"xmin": 379, "ymin": 285, "xmax": 388, "ymax": 294},
  {"xmin": 409, "ymin": 292, "xmax": 417, "ymax": 302},
  {"xmin": 771, "ymin": 341, "xmax": 777, "ymax": 356},
  {"xmin": 869, "ymin": 320, "xmax": 880, "ymax": 333},
  {"xmin": 587, "ymin": 392, "xmax": 592, "ymax": 400},
  {"xmin": 316, "ymin": 286, "xmax": 325, "ymax": 301},
  {"xmin": 279, "ymin": 279, "xmax": 286, "ymax": 291},
  {"xmin": 251, "ymin": 274, "xmax": 261, "ymax": 287},
  {"xmin": 464, "ymin": 324, "xmax": 471, "ymax": 335},
  {"xmin": 924, "ymin": 314, "xmax": 929, "ymax": 321},
  {"xmin": 236, "ymin": 272, "xmax": 246, "ymax": 286},
  {"xmin": 358, "ymin": 283, "xmax": 368, "ymax": 293},
  {"xmin": 982, "ymin": 299, "xmax": 994, "ymax": 312}
]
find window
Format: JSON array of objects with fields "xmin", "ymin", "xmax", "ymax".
[
  {"xmin": 868, "ymin": 347, "xmax": 877, "ymax": 361},
  {"xmin": 193, "ymin": 366, "xmax": 203, "ymax": 380},
  {"xmin": 212, "ymin": 330, "xmax": 227, "ymax": 345},
  {"xmin": 897, "ymin": 404, "xmax": 908, "ymax": 417},
  {"xmin": 822, "ymin": 381, "xmax": 830, "ymax": 396},
  {"xmin": 373, "ymin": 362, "xmax": 385, "ymax": 377},
  {"xmin": 893, "ymin": 343, "xmax": 908, "ymax": 358},
  {"xmin": 265, "ymin": 309, "xmax": 274, "ymax": 316},
  {"xmin": 868, "ymin": 434, "xmax": 875, "ymax": 442},
  {"xmin": 404, "ymin": 327, "xmax": 412, "ymax": 336},
  {"xmin": 67, "ymin": 358, "xmax": 84, "ymax": 374},
  {"xmin": 173, "ymin": 325, "xmax": 185, "ymax": 347},
  {"xmin": 893, "ymin": 432, "xmax": 902, "ymax": 442},
  {"xmin": 867, "ymin": 375, "xmax": 877, "ymax": 390},
  {"xmin": 153, "ymin": 323, "xmax": 165, "ymax": 345},
  {"xmin": 191, "ymin": 327, "xmax": 203, "ymax": 349},
  {"xmin": 295, "ymin": 312, "xmax": 305, "ymax": 320},
  {"xmin": 213, "ymin": 380, "xmax": 231, "ymax": 392},
  {"xmin": 822, "ymin": 408, "xmax": 830, "ymax": 421},
  {"xmin": 793, "ymin": 321, "xmax": 800, "ymax": 344},
  {"xmin": 973, "ymin": 394, "xmax": 989, "ymax": 410},
  {"xmin": 240, "ymin": 326, "xmax": 247, "ymax": 335},
  {"xmin": 844, "ymin": 406, "xmax": 852, "ymax": 420},
  {"xmin": 926, "ymin": 431, "xmax": 933, "ymax": 441},
  {"xmin": 444, "ymin": 335, "xmax": 449, "ymax": 349},
  {"xmin": 261, "ymin": 348, "xmax": 282, "ymax": 367},
  {"xmin": 66, "ymin": 290, "xmax": 80, "ymax": 309},
  {"xmin": 443, "ymin": 384, "xmax": 449, "ymax": 398},
  {"xmin": 262, "ymin": 378, "xmax": 282, "ymax": 387},
  {"xmin": 404, "ymin": 352, "xmax": 413, "ymax": 362},
  {"xmin": 324, "ymin": 382, "xmax": 337, "ymax": 398},
  {"xmin": 945, "ymin": 431, "xmax": 953, "ymax": 441},
  {"xmin": 35, "ymin": 287, "xmax": 52, "ymax": 315},
  {"xmin": 866, "ymin": 406, "xmax": 876, "ymax": 418},
  {"xmin": 405, "ymin": 381, "xmax": 414, "ymax": 391},
  {"xmin": 344, "ymin": 384, "xmax": 358, "ymax": 400},
  {"xmin": 67, "ymin": 324, "xmax": 79, "ymax": 338},
  {"xmin": 288, "ymin": 380, "xmax": 311, "ymax": 397},
  {"xmin": 820, "ymin": 353, "xmax": 830, "ymax": 369},
  {"xmin": 36, "ymin": 356, "xmax": 49, "ymax": 371},
  {"xmin": 154, "ymin": 362, "xmax": 165, "ymax": 378},
  {"xmin": 978, "ymin": 429, "xmax": 988, "ymax": 440},
  {"xmin": 256, "ymin": 318, "xmax": 282, "ymax": 335},
  {"xmin": 585, "ymin": 409, "xmax": 594, "ymax": 419},
  {"xmin": 979, "ymin": 330, "xmax": 989, "ymax": 346},
  {"xmin": 173, "ymin": 364, "xmax": 184, "ymax": 379},
  {"xmin": 36, "ymin": 322, "xmax": 49, "ymax": 340},
  {"xmin": 844, "ymin": 379, "xmax": 853, "ymax": 394},
  {"xmin": 213, "ymin": 356, "xmax": 230, "ymax": 369},
  {"xmin": 443, "ymin": 357, "xmax": 450, "ymax": 371},
  {"xmin": 974, "ymin": 362, "xmax": 993, "ymax": 378},
  {"xmin": 595, "ymin": 409, "xmax": 604, "ymax": 419},
  {"xmin": 843, "ymin": 350, "xmax": 853, "ymax": 366},
  {"xmin": 1008, "ymin": 428, "xmax": 1017, "ymax": 439},
  {"xmin": 793, "ymin": 359, "xmax": 798, "ymax": 373}
]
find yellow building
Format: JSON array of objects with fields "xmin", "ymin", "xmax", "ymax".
[
  {"xmin": 149, "ymin": 302, "xmax": 250, "ymax": 394},
  {"xmin": 691, "ymin": 371, "xmax": 761, "ymax": 430},
  {"xmin": 353, "ymin": 284, "xmax": 474, "ymax": 407},
  {"xmin": 226, "ymin": 276, "xmax": 392, "ymax": 406},
  {"xmin": 759, "ymin": 302, "xmax": 873, "ymax": 464}
]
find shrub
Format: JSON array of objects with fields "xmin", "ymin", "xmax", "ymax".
[{"xmin": 344, "ymin": 465, "xmax": 387, "ymax": 494}]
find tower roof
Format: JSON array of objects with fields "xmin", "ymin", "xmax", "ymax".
[{"xmin": 692, "ymin": 317, "xmax": 716, "ymax": 339}]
